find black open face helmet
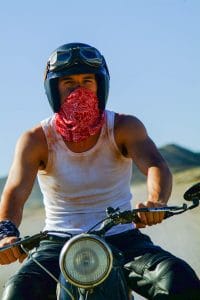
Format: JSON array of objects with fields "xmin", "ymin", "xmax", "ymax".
[{"xmin": 44, "ymin": 43, "xmax": 110, "ymax": 112}]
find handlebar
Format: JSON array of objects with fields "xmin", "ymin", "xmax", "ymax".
[
  {"xmin": 88, "ymin": 200, "xmax": 198, "ymax": 235},
  {"xmin": 0, "ymin": 182, "xmax": 199, "ymax": 253}
]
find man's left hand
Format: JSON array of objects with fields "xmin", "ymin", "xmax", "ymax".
[{"xmin": 135, "ymin": 201, "xmax": 166, "ymax": 228}]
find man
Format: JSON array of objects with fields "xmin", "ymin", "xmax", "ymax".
[{"xmin": 0, "ymin": 42, "xmax": 199, "ymax": 299}]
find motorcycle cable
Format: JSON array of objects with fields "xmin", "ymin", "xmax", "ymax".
[
  {"xmin": 86, "ymin": 216, "xmax": 111, "ymax": 233},
  {"xmin": 21, "ymin": 244, "xmax": 75, "ymax": 300}
]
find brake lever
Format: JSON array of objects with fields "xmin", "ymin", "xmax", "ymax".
[
  {"xmin": 19, "ymin": 231, "xmax": 49, "ymax": 250},
  {"xmin": 0, "ymin": 231, "xmax": 49, "ymax": 253}
]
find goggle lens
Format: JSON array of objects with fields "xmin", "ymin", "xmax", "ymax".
[{"xmin": 49, "ymin": 50, "xmax": 72, "ymax": 70}]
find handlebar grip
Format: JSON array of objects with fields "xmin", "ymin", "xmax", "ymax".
[{"xmin": 131, "ymin": 209, "xmax": 175, "ymax": 223}]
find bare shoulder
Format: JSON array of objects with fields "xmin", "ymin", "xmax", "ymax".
[
  {"xmin": 114, "ymin": 113, "xmax": 166, "ymax": 168},
  {"xmin": 17, "ymin": 124, "xmax": 47, "ymax": 149},
  {"xmin": 114, "ymin": 113, "xmax": 147, "ymax": 143},
  {"xmin": 15, "ymin": 124, "xmax": 48, "ymax": 169}
]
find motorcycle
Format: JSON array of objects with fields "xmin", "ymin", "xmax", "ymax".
[{"xmin": 0, "ymin": 182, "xmax": 200, "ymax": 299}]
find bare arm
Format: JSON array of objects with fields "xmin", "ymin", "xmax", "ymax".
[
  {"xmin": 0, "ymin": 126, "xmax": 47, "ymax": 264},
  {"xmin": 115, "ymin": 114, "xmax": 172, "ymax": 227}
]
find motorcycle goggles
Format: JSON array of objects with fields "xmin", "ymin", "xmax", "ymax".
[{"xmin": 47, "ymin": 47, "xmax": 105, "ymax": 73}]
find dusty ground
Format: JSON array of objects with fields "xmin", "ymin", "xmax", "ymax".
[{"xmin": 0, "ymin": 180, "xmax": 199, "ymax": 299}]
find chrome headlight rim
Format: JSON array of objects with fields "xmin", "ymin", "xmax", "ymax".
[{"xmin": 59, "ymin": 233, "xmax": 113, "ymax": 289}]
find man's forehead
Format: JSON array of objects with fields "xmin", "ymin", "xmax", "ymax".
[{"xmin": 61, "ymin": 74, "xmax": 95, "ymax": 79}]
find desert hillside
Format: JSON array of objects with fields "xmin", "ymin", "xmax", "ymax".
[{"xmin": 131, "ymin": 143, "xmax": 200, "ymax": 183}]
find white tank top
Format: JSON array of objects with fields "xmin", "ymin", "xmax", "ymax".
[{"xmin": 38, "ymin": 110, "xmax": 134, "ymax": 235}]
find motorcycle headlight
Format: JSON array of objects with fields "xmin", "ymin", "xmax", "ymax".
[{"xmin": 59, "ymin": 234, "xmax": 113, "ymax": 288}]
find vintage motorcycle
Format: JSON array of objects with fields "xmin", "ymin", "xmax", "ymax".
[{"xmin": 0, "ymin": 182, "xmax": 200, "ymax": 299}]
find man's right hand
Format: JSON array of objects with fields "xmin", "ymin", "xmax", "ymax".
[{"xmin": 0, "ymin": 236, "xmax": 27, "ymax": 265}]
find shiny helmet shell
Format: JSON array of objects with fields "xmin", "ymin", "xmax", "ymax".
[{"xmin": 44, "ymin": 42, "xmax": 110, "ymax": 112}]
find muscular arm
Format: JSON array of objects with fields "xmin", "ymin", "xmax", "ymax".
[
  {"xmin": 0, "ymin": 125, "xmax": 47, "ymax": 264},
  {"xmin": 115, "ymin": 114, "xmax": 172, "ymax": 227}
]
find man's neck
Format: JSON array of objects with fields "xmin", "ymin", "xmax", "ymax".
[{"xmin": 63, "ymin": 130, "xmax": 102, "ymax": 153}]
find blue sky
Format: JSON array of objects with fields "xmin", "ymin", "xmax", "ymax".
[{"xmin": 0, "ymin": 0, "xmax": 200, "ymax": 177}]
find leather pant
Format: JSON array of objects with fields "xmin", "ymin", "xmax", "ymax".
[{"xmin": 2, "ymin": 229, "xmax": 200, "ymax": 299}]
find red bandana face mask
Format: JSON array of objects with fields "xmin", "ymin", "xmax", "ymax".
[{"xmin": 54, "ymin": 87, "xmax": 105, "ymax": 142}]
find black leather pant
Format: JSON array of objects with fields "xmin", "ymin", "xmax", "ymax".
[{"xmin": 2, "ymin": 229, "xmax": 200, "ymax": 299}]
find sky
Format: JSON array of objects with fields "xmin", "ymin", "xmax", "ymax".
[{"xmin": 0, "ymin": 0, "xmax": 200, "ymax": 177}]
